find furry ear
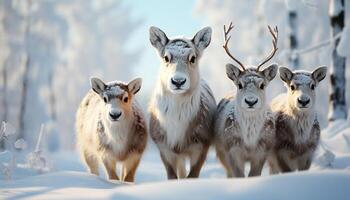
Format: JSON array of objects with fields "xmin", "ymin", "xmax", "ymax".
[
  {"xmin": 149, "ymin": 26, "xmax": 169, "ymax": 55},
  {"xmin": 226, "ymin": 63, "xmax": 242, "ymax": 82},
  {"xmin": 90, "ymin": 77, "xmax": 106, "ymax": 95},
  {"xmin": 192, "ymin": 27, "xmax": 212, "ymax": 52},
  {"xmin": 262, "ymin": 64, "xmax": 278, "ymax": 82},
  {"xmin": 279, "ymin": 67, "xmax": 293, "ymax": 84},
  {"xmin": 128, "ymin": 77, "xmax": 142, "ymax": 95},
  {"xmin": 312, "ymin": 66, "xmax": 327, "ymax": 83}
]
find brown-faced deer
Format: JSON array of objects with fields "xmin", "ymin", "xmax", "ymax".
[
  {"xmin": 214, "ymin": 23, "xmax": 278, "ymax": 177},
  {"xmin": 76, "ymin": 77, "xmax": 147, "ymax": 182},
  {"xmin": 268, "ymin": 66, "xmax": 327, "ymax": 174},
  {"xmin": 149, "ymin": 26, "xmax": 216, "ymax": 179}
]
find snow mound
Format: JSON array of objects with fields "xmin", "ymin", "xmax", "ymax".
[{"xmin": 1, "ymin": 170, "xmax": 349, "ymax": 200}]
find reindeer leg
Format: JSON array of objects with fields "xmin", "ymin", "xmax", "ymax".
[
  {"xmin": 187, "ymin": 144, "xmax": 209, "ymax": 178},
  {"xmin": 248, "ymin": 154, "xmax": 266, "ymax": 177},
  {"xmin": 298, "ymin": 152, "xmax": 312, "ymax": 171},
  {"xmin": 276, "ymin": 151, "xmax": 292, "ymax": 173},
  {"xmin": 102, "ymin": 156, "xmax": 119, "ymax": 180},
  {"xmin": 228, "ymin": 148, "xmax": 245, "ymax": 177},
  {"xmin": 159, "ymin": 148, "xmax": 178, "ymax": 179},
  {"xmin": 83, "ymin": 150, "xmax": 99, "ymax": 176},
  {"xmin": 216, "ymin": 145, "xmax": 233, "ymax": 177},
  {"xmin": 123, "ymin": 154, "xmax": 141, "ymax": 182}
]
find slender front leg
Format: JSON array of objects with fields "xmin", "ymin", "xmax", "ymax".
[
  {"xmin": 83, "ymin": 151, "xmax": 99, "ymax": 176},
  {"xmin": 276, "ymin": 151, "xmax": 292, "ymax": 173},
  {"xmin": 216, "ymin": 145, "xmax": 233, "ymax": 177},
  {"xmin": 124, "ymin": 154, "xmax": 142, "ymax": 182},
  {"xmin": 187, "ymin": 144, "xmax": 209, "ymax": 178},
  {"xmin": 298, "ymin": 152, "xmax": 312, "ymax": 171},
  {"xmin": 228, "ymin": 148, "xmax": 245, "ymax": 177},
  {"xmin": 102, "ymin": 156, "xmax": 119, "ymax": 180},
  {"xmin": 159, "ymin": 148, "xmax": 178, "ymax": 179},
  {"xmin": 248, "ymin": 154, "xmax": 266, "ymax": 177}
]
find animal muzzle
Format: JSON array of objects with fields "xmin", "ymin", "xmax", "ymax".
[
  {"xmin": 244, "ymin": 95, "xmax": 259, "ymax": 108},
  {"xmin": 109, "ymin": 111, "xmax": 122, "ymax": 121},
  {"xmin": 297, "ymin": 97, "xmax": 310, "ymax": 107},
  {"xmin": 171, "ymin": 77, "xmax": 187, "ymax": 88}
]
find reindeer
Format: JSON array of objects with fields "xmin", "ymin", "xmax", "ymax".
[
  {"xmin": 76, "ymin": 77, "xmax": 147, "ymax": 182},
  {"xmin": 268, "ymin": 66, "xmax": 327, "ymax": 173},
  {"xmin": 214, "ymin": 23, "xmax": 278, "ymax": 177},
  {"xmin": 148, "ymin": 26, "xmax": 216, "ymax": 179}
]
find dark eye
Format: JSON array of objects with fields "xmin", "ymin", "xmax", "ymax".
[
  {"xmin": 164, "ymin": 55, "xmax": 170, "ymax": 63},
  {"xmin": 311, "ymin": 84, "xmax": 315, "ymax": 90},
  {"xmin": 190, "ymin": 56, "xmax": 196, "ymax": 64},
  {"xmin": 238, "ymin": 83, "xmax": 243, "ymax": 89},
  {"xmin": 103, "ymin": 96, "xmax": 108, "ymax": 103},
  {"xmin": 260, "ymin": 83, "xmax": 265, "ymax": 90},
  {"xmin": 123, "ymin": 96, "xmax": 128, "ymax": 103},
  {"xmin": 290, "ymin": 85, "xmax": 295, "ymax": 91}
]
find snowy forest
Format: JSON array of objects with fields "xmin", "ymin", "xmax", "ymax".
[{"xmin": 1, "ymin": 0, "xmax": 350, "ymax": 199}]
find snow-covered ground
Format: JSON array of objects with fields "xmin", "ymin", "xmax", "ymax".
[{"xmin": 1, "ymin": 119, "xmax": 350, "ymax": 200}]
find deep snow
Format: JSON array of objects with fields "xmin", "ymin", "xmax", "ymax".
[{"xmin": 1, "ymin": 119, "xmax": 350, "ymax": 199}]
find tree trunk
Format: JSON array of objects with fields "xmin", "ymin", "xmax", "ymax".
[
  {"xmin": 18, "ymin": 0, "xmax": 32, "ymax": 139},
  {"xmin": 287, "ymin": 7, "xmax": 299, "ymax": 69},
  {"xmin": 328, "ymin": 0, "xmax": 347, "ymax": 121},
  {"xmin": 0, "ymin": 61, "xmax": 8, "ymax": 150},
  {"xmin": 48, "ymin": 70, "xmax": 56, "ymax": 121}
]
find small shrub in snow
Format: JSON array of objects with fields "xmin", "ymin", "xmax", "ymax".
[{"xmin": 25, "ymin": 124, "xmax": 50, "ymax": 173}]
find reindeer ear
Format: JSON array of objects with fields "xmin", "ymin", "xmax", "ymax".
[
  {"xmin": 312, "ymin": 66, "xmax": 327, "ymax": 83},
  {"xmin": 149, "ymin": 26, "xmax": 169, "ymax": 55},
  {"xmin": 262, "ymin": 64, "xmax": 278, "ymax": 82},
  {"xmin": 192, "ymin": 27, "xmax": 212, "ymax": 52},
  {"xmin": 279, "ymin": 67, "xmax": 293, "ymax": 84},
  {"xmin": 226, "ymin": 64, "xmax": 241, "ymax": 82},
  {"xmin": 128, "ymin": 77, "xmax": 142, "ymax": 95},
  {"xmin": 90, "ymin": 77, "xmax": 106, "ymax": 95}
]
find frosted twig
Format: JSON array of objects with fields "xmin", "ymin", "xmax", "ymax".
[
  {"xmin": 295, "ymin": 31, "xmax": 342, "ymax": 55},
  {"xmin": 35, "ymin": 124, "xmax": 45, "ymax": 152}
]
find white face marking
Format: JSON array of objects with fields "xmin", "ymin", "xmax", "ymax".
[
  {"xmin": 288, "ymin": 73, "xmax": 316, "ymax": 111},
  {"xmin": 102, "ymin": 85, "xmax": 127, "ymax": 123},
  {"xmin": 160, "ymin": 40, "xmax": 197, "ymax": 94},
  {"xmin": 236, "ymin": 74, "xmax": 266, "ymax": 112}
]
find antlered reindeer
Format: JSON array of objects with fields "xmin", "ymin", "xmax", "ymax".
[
  {"xmin": 76, "ymin": 77, "xmax": 147, "ymax": 182},
  {"xmin": 268, "ymin": 66, "xmax": 327, "ymax": 173},
  {"xmin": 215, "ymin": 23, "xmax": 278, "ymax": 177},
  {"xmin": 148, "ymin": 26, "xmax": 216, "ymax": 179}
]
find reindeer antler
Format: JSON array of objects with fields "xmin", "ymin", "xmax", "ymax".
[
  {"xmin": 223, "ymin": 22, "xmax": 246, "ymax": 71},
  {"xmin": 256, "ymin": 25, "xmax": 278, "ymax": 71}
]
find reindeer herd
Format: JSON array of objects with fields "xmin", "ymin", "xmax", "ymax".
[{"xmin": 75, "ymin": 23, "xmax": 327, "ymax": 182}]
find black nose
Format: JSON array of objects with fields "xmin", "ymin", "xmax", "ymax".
[
  {"xmin": 245, "ymin": 98, "xmax": 258, "ymax": 107},
  {"xmin": 171, "ymin": 78, "xmax": 186, "ymax": 88},
  {"xmin": 298, "ymin": 98, "xmax": 310, "ymax": 107},
  {"xmin": 109, "ymin": 112, "xmax": 122, "ymax": 120}
]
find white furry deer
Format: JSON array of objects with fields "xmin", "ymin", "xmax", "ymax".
[
  {"xmin": 76, "ymin": 77, "xmax": 147, "ymax": 182},
  {"xmin": 268, "ymin": 66, "xmax": 327, "ymax": 173},
  {"xmin": 215, "ymin": 23, "xmax": 278, "ymax": 177},
  {"xmin": 148, "ymin": 26, "xmax": 216, "ymax": 179}
]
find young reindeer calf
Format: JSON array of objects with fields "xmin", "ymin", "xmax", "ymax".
[
  {"xmin": 76, "ymin": 77, "xmax": 147, "ymax": 182},
  {"xmin": 215, "ymin": 23, "xmax": 278, "ymax": 177},
  {"xmin": 269, "ymin": 66, "xmax": 327, "ymax": 173}
]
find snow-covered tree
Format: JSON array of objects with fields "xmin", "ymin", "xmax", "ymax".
[
  {"xmin": 285, "ymin": 0, "xmax": 299, "ymax": 68},
  {"xmin": 328, "ymin": 0, "xmax": 347, "ymax": 121},
  {"xmin": 0, "ymin": 0, "xmax": 142, "ymax": 150}
]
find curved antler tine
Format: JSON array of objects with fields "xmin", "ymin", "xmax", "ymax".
[
  {"xmin": 257, "ymin": 25, "xmax": 279, "ymax": 71},
  {"xmin": 222, "ymin": 22, "xmax": 245, "ymax": 71}
]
